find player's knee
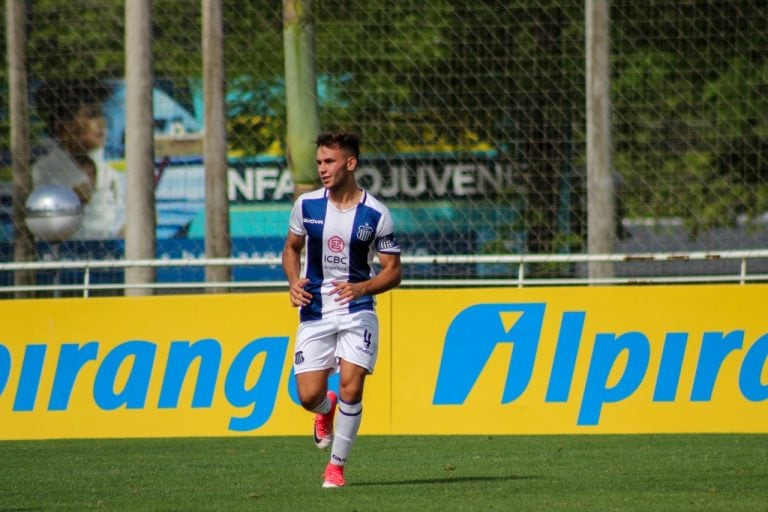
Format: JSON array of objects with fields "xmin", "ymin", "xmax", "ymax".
[
  {"xmin": 298, "ymin": 395, "xmax": 319, "ymax": 411},
  {"xmin": 298, "ymin": 390, "xmax": 326, "ymax": 411},
  {"xmin": 338, "ymin": 383, "xmax": 364, "ymax": 404},
  {"xmin": 300, "ymin": 398, "xmax": 317, "ymax": 411}
]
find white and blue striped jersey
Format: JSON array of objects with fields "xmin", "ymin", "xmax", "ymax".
[{"xmin": 288, "ymin": 188, "xmax": 401, "ymax": 322}]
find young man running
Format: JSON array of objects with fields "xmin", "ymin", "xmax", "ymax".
[{"xmin": 282, "ymin": 131, "xmax": 402, "ymax": 488}]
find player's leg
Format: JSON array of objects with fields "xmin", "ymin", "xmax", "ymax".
[
  {"xmin": 323, "ymin": 361, "xmax": 366, "ymax": 488},
  {"xmin": 296, "ymin": 368, "xmax": 337, "ymax": 449},
  {"xmin": 333, "ymin": 360, "xmax": 367, "ymax": 458},
  {"xmin": 323, "ymin": 311, "xmax": 378, "ymax": 488},
  {"xmin": 295, "ymin": 368, "xmax": 333, "ymax": 411},
  {"xmin": 293, "ymin": 318, "xmax": 339, "ymax": 449}
]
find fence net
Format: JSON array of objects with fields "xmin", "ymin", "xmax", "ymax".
[{"xmin": 1, "ymin": 0, "xmax": 767, "ymax": 293}]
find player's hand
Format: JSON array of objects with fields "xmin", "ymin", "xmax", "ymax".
[
  {"xmin": 289, "ymin": 278, "xmax": 312, "ymax": 307},
  {"xmin": 330, "ymin": 280, "xmax": 366, "ymax": 305},
  {"xmin": 73, "ymin": 182, "xmax": 93, "ymax": 204}
]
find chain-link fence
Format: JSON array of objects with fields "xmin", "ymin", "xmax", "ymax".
[{"xmin": 1, "ymin": 0, "xmax": 767, "ymax": 293}]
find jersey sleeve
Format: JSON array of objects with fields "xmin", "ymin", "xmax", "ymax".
[
  {"xmin": 288, "ymin": 197, "xmax": 306, "ymax": 236},
  {"xmin": 375, "ymin": 207, "xmax": 401, "ymax": 254}
]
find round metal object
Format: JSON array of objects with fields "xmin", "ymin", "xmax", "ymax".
[{"xmin": 25, "ymin": 185, "xmax": 83, "ymax": 242}]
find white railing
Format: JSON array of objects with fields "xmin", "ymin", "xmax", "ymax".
[{"xmin": 1, "ymin": 249, "xmax": 768, "ymax": 297}]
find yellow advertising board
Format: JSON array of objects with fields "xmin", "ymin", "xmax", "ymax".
[
  {"xmin": 0, "ymin": 284, "xmax": 766, "ymax": 439},
  {"xmin": 391, "ymin": 285, "xmax": 768, "ymax": 434},
  {"xmin": 0, "ymin": 293, "xmax": 391, "ymax": 440}
]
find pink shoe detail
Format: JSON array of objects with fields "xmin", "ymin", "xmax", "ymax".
[
  {"xmin": 313, "ymin": 391, "xmax": 337, "ymax": 449},
  {"xmin": 322, "ymin": 462, "xmax": 345, "ymax": 488}
]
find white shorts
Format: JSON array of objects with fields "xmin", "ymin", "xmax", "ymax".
[{"xmin": 293, "ymin": 310, "xmax": 379, "ymax": 375}]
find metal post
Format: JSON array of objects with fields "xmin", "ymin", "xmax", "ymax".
[
  {"xmin": 124, "ymin": 0, "xmax": 157, "ymax": 295},
  {"xmin": 283, "ymin": 0, "xmax": 320, "ymax": 198},
  {"xmin": 203, "ymin": 0, "xmax": 231, "ymax": 292},
  {"xmin": 6, "ymin": 0, "xmax": 36, "ymax": 297},
  {"xmin": 586, "ymin": 0, "xmax": 616, "ymax": 280}
]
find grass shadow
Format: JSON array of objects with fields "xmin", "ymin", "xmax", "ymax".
[{"xmin": 353, "ymin": 474, "xmax": 540, "ymax": 487}]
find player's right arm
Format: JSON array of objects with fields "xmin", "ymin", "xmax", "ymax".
[{"xmin": 282, "ymin": 230, "xmax": 312, "ymax": 307}]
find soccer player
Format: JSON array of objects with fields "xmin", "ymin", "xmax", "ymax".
[{"xmin": 281, "ymin": 131, "xmax": 402, "ymax": 488}]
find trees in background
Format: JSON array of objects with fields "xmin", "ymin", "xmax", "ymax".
[{"xmin": 1, "ymin": 0, "xmax": 766, "ymax": 247}]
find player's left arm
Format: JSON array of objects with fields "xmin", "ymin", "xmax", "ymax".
[{"xmin": 330, "ymin": 251, "xmax": 401, "ymax": 304}]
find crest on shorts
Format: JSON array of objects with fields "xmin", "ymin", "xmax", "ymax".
[{"xmin": 294, "ymin": 351, "xmax": 305, "ymax": 365}]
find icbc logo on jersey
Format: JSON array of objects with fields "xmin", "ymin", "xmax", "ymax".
[
  {"xmin": 325, "ymin": 235, "xmax": 348, "ymax": 265},
  {"xmin": 328, "ymin": 236, "xmax": 345, "ymax": 252}
]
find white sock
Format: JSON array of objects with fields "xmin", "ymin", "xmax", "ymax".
[
  {"xmin": 310, "ymin": 394, "xmax": 332, "ymax": 415},
  {"xmin": 330, "ymin": 399, "xmax": 362, "ymax": 467}
]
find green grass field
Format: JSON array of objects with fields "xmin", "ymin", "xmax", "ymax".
[{"xmin": 1, "ymin": 435, "xmax": 766, "ymax": 511}]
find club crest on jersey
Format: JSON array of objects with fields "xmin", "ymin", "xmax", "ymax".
[
  {"xmin": 356, "ymin": 224, "xmax": 374, "ymax": 242},
  {"xmin": 328, "ymin": 235, "xmax": 345, "ymax": 252}
]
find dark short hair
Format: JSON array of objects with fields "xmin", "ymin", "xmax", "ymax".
[
  {"xmin": 34, "ymin": 79, "xmax": 110, "ymax": 133},
  {"xmin": 315, "ymin": 131, "xmax": 360, "ymax": 159}
]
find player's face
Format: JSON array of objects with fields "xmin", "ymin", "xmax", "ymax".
[{"xmin": 316, "ymin": 145, "xmax": 356, "ymax": 191}]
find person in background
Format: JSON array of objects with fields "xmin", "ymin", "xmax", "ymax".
[
  {"xmin": 281, "ymin": 131, "xmax": 402, "ymax": 488},
  {"xmin": 32, "ymin": 79, "xmax": 125, "ymax": 240}
]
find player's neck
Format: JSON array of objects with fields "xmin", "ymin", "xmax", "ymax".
[{"xmin": 328, "ymin": 185, "xmax": 362, "ymax": 212}]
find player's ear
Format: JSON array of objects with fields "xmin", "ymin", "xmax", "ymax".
[{"xmin": 346, "ymin": 155, "xmax": 358, "ymax": 171}]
